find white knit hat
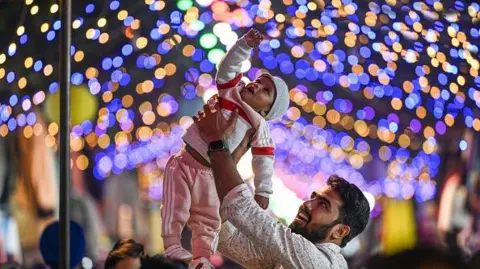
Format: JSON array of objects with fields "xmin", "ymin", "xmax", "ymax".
[{"xmin": 265, "ymin": 74, "xmax": 289, "ymax": 121}]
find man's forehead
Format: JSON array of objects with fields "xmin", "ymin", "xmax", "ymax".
[{"xmin": 314, "ymin": 186, "xmax": 343, "ymax": 205}]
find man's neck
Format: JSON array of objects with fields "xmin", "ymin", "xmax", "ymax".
[{"xmin": 314, "ymin": 238, "xmax": 340, "ymax": 246}]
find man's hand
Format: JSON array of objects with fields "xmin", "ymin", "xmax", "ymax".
[
  {"xmin": 231, "ymin": 128, "xmax": 255, "ymax": 164},
  {"xmin": 254, "ymin": 195, "xmax": 269, "ymax": 209},
  {"xmin": 244, "ymin": 29, "xmax": 264, "ymax": 48},
  {"xmin": 193, "ymin": 98, "xmax": 238, "ymax": 144}
]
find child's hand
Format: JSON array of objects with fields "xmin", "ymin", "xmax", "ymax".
[
  {"xmin": 254, "ymin": 195, "xmax": 269, "ymax": 209},
  {"xmin": 244, "ymin": 29, "xmax": 264, "ymax": 48}
]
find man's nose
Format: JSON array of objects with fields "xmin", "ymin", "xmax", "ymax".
[{"xmin": 303, "ymin": 200, "xmax": 314, "ymax": 211}]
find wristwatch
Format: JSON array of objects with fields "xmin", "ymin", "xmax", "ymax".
[{"xmin": 207, "ymin": 140, "xmax": 229, "ymax": 154}]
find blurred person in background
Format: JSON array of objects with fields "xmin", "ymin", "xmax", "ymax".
[
  {"xmin": 104, "ymin": 171, "xmax": 146, "ymax": 244},
  {"xmin": 438, "ymin": 144, "xmax": 472, "ymax": 258},
  {"xmin": 10, "ymin": 109, "xmax": 57, "ymax": 266},
  {"xmin": 70, "ymin": 149, "xmax": 109, "ymax": 264},
  {"xmin": 104, "ymin": 239, "xmax": 145, "ymax": 269}
]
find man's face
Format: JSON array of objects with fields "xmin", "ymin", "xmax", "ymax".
[
  {"xmin": 114, "ymin": 257, "xmax": 141, "ymax": 269},
  {"xmin": 240, "ymin": 74, "xmax": 276, "ymax": 116},
  {"xmin": 289, "ymin": 186, "xmax": 346, "ymax": 243}
]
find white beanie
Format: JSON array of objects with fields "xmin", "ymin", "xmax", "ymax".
[{"xmin": 265, "ymin": 74, "xmax": 289, "ymax": 121}]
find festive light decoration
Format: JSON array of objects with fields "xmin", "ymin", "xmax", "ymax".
[
  {"xmin": 44, "ymin": 84, "xmax": 98, "ymax": 126},
  {"xmin": 0, "ymin": 0, "xmax": 479, "ymax": 202}
]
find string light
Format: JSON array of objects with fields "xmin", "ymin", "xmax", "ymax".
[{"xmin": 1, "ymin": 0, "xmax": 478, "ymax": 201}]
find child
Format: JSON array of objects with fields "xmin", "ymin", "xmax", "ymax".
[{"xmin": 161, "ymin": 29, "xmax": 289, "ymax": 269}]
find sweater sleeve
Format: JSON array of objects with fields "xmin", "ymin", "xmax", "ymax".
[
  {"xmin": 215, "ymin": 37, "xmax": 252, "ymax": 90},
  {"xmin": 250, "ymin": 121, "xmax": 275, "ymax": 198}
]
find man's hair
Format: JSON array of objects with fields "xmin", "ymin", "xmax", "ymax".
[
  {"xmin": 104, "ymin": 239, "xmax": 145, "ymax": 269},
  {"xmin": 327, "ymin": 175, "xmax": 370, "ymax": 247}
]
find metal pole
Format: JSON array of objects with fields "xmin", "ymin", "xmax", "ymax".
[{"xmin": 59, "ymin": 0, "xmax": 72, "ymax": 267}]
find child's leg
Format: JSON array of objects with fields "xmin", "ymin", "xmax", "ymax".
[
  {"xmin": 188, "ymin": 169, "xmax": 221, "ymax": 259},
  {"xmin": 161, "ymin": 154, "xmax": 194, "ymax": 260}
]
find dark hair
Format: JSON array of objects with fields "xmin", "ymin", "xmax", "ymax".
[
  {"xmin": 104, "ymin": 239, "xmax": 145, "ymax": 269},
  {"xmin": 327, "ymin": 175, "xmax": 370, "ymax": 247},
  {"xmin": 141, "ymin": 254, "xmax": 187, "ymax": 269}
]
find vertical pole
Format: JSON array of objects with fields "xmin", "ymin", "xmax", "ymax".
[{"xmin": 59, "ymin": 0, "xmax": 72, "ymax": 267}]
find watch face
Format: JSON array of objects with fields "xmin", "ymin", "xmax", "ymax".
[{"xmin": 209, "ymin": 140, "xmax": 225, "ymax": 150}]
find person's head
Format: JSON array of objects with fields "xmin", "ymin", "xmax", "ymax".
[
  {"xmin": 289, "ymin": 175, "xmax": 370, "ymax": 247},
  {"xmin": 104, "ymin": 239, "xmax": 145, "ymax": 269},
  {"xmin": 241, "ymin": 73, "xmax": 289, "ymax": 120},
  {"xmin": 141, "ymin": 254, "xmax": 187, "ymax": 269}
]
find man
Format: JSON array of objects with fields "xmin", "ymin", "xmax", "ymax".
[
  {"xmin": 193, "ymin": 103, "xmax": 370, "ymax": 268},
  {"xmin": 104, "ymin": 239, "xmax": 145, "ymax": 269}
]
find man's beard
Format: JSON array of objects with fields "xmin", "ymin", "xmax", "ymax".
[{"xmin": 289, "ymin": 220, "xmax": 340, "ymax": 243}]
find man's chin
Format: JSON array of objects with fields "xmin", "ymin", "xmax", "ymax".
[{"xmin": 289, "ymin": 222, "xmax": 329, "ymax": 243}]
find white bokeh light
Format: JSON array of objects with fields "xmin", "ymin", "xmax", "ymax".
[{"xmin": 363, "ymin": 191, "xmax": 376, "ymax": 212}]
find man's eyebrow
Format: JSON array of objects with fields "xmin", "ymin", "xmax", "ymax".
[{"xmin": 317, "ymin": 195, "xmax": 332, "ymax": 209}]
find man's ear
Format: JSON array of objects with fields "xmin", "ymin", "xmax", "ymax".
[{"xmin": 332, "ymin": 224, "xmax": 350, "ymax": 241}]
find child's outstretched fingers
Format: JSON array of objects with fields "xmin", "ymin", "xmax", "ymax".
[{"xmin": 245, "ymin": 29, "xmax": 263, "ymax": 48}]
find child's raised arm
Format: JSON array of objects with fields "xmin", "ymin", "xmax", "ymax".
[{"xmin": 216, "ymin": 29, "xmax": 264, "ymax": 89}]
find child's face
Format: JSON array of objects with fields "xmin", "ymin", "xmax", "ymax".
[{"xmin": 240, "ymin": 74, "xmax": 276, "ymax": 117}]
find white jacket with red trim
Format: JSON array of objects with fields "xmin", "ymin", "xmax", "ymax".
[{"xmin": 182, "ymin": 37, "xmax": 274, "ymax": 198}]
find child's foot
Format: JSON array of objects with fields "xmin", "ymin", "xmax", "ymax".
[
  {"xmin": 165, "ymin": 244, "xmax": 193, "ymax": 261},
  {"xmin": 188, "ymin": 257, "xmax": 215, "ymax": 269}
]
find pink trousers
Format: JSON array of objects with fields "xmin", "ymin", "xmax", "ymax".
[{"xmin": 161, "ymin": 148, "xmax": 220, "ymax": 259}]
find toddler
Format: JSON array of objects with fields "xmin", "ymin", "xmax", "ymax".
[{"xmin": 161, "ymin": 29, "xmax": 289, "ymax": 269}]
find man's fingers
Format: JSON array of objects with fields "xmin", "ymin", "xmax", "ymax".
[
  {"xmin": 203, "ymin": 104, "xmax": 213, "ymax": 115},
  {"xmin": 193, "ymin": 115, "xmax": 199, "ymax": 122}
]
